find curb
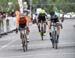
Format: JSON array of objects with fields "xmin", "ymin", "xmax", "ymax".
[{"xmin": 0, "ymin": 29, "xmax": 16, "ymax": 38}]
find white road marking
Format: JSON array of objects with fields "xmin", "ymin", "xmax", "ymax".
[
  {"xmin": 0, "ymin": 52, "xmax": 75, "ymax": 58},
  {"xmin": 4, "ymin": 41, "xmax": 75, "ymax": 48},
  {"xmin": 0, "ymin": 39, "xmax": 18, "ymax": 50}
]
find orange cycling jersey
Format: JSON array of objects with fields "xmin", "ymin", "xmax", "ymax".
[
  {"xmin": 18, "ymin": 16, "xmax": 28, "ymax": 24},
  {"xmin": 15, "ymin": 11, "xmax": 29, "ymax": 24}
]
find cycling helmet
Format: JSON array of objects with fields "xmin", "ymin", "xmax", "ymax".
[
  {"xmin": 20, "ymin": 13, "xmax": 25, "ymax": 18},
  {"xmin": 40, "ymin": 9, "xmax": 46, "ymax": 14},
  {"xmin": 50, "ymin": 11, "xmax": 55, "ymax": 15}
]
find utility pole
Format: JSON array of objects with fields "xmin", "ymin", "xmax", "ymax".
[
  {"xmin": 18, "ymin": 0, "xmax": 23, "ymax": 13},
  {"xmin": 30, "ymin": 0, "xmax": 32, "ymax": 18},
  {"xmin": 26, "ymin": 0, "xmax": 32, "ymax": 18},
  {"xmin": 25, "ymin": 0, "xmax": 30, "ymax": 9}
]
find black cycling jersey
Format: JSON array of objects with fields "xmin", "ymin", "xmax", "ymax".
[
  {"xmin": 38, "ymin": 13, "xmax": 46, "ymax": 22},
  {"xmin": 50, "ymin": 14, "xmax": 59, "ymax": 23}
]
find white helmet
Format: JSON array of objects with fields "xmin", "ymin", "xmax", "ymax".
[{"xmin": 20, "ymin": 13, "xmax": 25, "ymax": 18}]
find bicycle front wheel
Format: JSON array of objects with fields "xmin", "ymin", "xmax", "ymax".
[
  {"xmin": 24, "ymin": 33, "xmax": 28, "ymax": 51},
  {"xmin": 41, "ymin": 27, "xmax": 44, "ymax": 40}
]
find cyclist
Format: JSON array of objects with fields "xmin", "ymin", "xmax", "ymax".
[
  {"xmin": 37, "ymin": 8, "xmax": 47, "ymax": 35},
  {"xmin": 15, "ymin": 10, "xmax": 30, "ymax": 42},
  {"xmin": 49, "ymin": 11, "xmax": 61, "ymax": 42}
]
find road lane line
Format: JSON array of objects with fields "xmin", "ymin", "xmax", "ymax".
[
  {"xmin": 0, "ymin": 39, "xmax": 18, "ymax": 50},
  {"xmin": 0, "ymin": 52, "xmax": 75, "ymax": 58},
  {"xmin": 3, "ymin": 41, "xmax": 75, "ymax": 48}
]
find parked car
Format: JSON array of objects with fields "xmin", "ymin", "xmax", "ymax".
[
  {"xmin": 71, "ymin": 14, "xmax": 75, "ymax": 18},
  {"xmin": 64, "ymin": 14, "xmax": 71, "ymax": 19}
]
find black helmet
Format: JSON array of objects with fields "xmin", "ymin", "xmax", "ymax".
[{"xmin": 50, "ymin": 11, "xmax": 55, "ymax": 15}]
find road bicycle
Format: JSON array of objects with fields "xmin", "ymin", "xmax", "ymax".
[
  {"xmin": 40, "ymin": 21, "xmax": 44, "ymax": 40},
  {"xmin": 20, "ymin": 27, "xmax": 28, "ymax": 52},
  {"xmin": 50, "ymin": 22, "xmax": 59, "ymax": 49}
]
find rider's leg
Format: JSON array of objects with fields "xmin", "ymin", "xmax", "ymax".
[
  {"xmin": 49, "ymin": 22, "xmax": 52, "ymax": 37},
  {"xmin": 57, "ymin": 26, "xmax": 60, "ymax": 35},
  {"xmin": 57, "ymin": 26, "xmax": 60, "ymax": 40},
  {"xmin": 20, "ymin": 31, "xmax": 23, "ymax": 38},
  {"xmin": 60, "ymin": 18, "xmax": 63, "ymax": 29},
  {"xmin": 48, "ymin": 22, "xmax": 54, "ymax": 43},
  {"xmin": 19, "ymin": 26, "xmax": 23, "ymax": 38},
  {"xmin": 61, "ymin": 23, "xmax": 63, "ymax": 29},
  {"xmin": 43, "ymin": 22, "xmax": 46, "ymax": 35},
  {"xmin": 38, "ymin": 22, "xmax": 40, "ymax": 32},
  {"xmin": 26, "ymin": 27, "xmax": 30, "ymax": 42},
  {"xmin": 44, "ymin": 22, "xmax": 46, "ymax": 33},
  {"xmin": 20, "ymin": 31, "xmax": 24, "ymax": 46}
]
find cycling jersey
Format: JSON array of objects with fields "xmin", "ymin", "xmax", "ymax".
[
  {"xmin": 38, "ymin": 9, "xmax": 46, "ymax": 23},
  {"xmin": 50, "ymin": 14, "xmax": 59, "ymax": 23},
  {"xmin": 15, "ymin": 11, "xmax": 29, "ymax": 29},
  {"xmin": 49, "ymin": 11, "xmax": 60, "ymax": 23},
  {"xmin": 18, "ymin": 16, "xmax": 28, "ymax": 24}
]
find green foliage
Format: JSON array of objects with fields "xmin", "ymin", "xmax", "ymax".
[
  {"xmin": 0, "ymin": 0, "xmax": 19, "ymax": 12},
  {"xmin": 32, "ymin": 0, "xmax": 75, "ymax": 13},
  {"xmin": 0, "ymin": 0, "xmax": 75, "ymax": 13}
]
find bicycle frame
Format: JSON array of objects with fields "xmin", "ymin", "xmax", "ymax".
[{"xmin": 52, "ymin": 23, "xmax": 57, "ymax": 40}]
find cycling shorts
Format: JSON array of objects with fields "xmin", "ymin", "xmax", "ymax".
[
  {"xmin": 38, "ymin": 16, "xmax": 46, "ymax": 23},
  {"xmin": 19, "ymin": 23, "xmax": 26, "ymax": 31},
  {"xmin": 38, "ymin": 13, "xmax": 46, "ymax": 23}
]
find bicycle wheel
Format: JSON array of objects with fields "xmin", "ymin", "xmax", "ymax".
[
  {"xmin": 51, "ymin": 32, "xmax": 54, "ymax": 48},
  {"xmin": 52, "ymin": 39, "xmax": 54, "ymax": 48},
  {"xmin": 20, "ymin": 33, "xmax": 23, "ymax": 39},
  {"xmin": 21, "ymin": 33, "xmax": 26, "ymax": 52},
  {"xmin": 20, "ymin": 32, "xmax": 25, "ymax": 52},
  {"xmin": 54, "ymin": 31, "xmax": 58, "ymax": 49},
  {"xmin": 24, "ymin": 31, "xmax": 28, "ymax": 51},
  {"xmin": 55, "ymin": 34, "xmax": 59, "ymax": 49},
  {"xmin": 23, "ymin": 41, "xmax": 25, "ymax": 52},
  {"xmin": 52, "ymin": 31, "xmax": 57, "ymax": 49},
  {"xmin": 41, "ymin": 27, "xmax": 44, "ymax": 40}
]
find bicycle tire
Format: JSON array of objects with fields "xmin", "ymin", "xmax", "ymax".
[
  {"xmin": 24, "ymin": 31, "xmax": 28, "ymax": 51},
  {"xmin": 41, "ymin": 27, "xmax": 44, "ymax": 40},
  {"xmin": 25, "ymin": 34, "xmax": 28, "ymax": 51},
  {"xmin": 20, "ymin": 33, "xmax": 23, "ymax": 39},
  {"xmin": 55, "ymin": 43, "xmax": 58, "ymax": 49},
  {"xmin": 54, "ymin": 31, "xmax": 58, "ymax": 49},
  {"xmin": 23, "ymin": 41, "xmax": 25, "ymax": 52},
  {"xmin": 20, "ymin": 33, "xmax": 25, "ymax": 52},
  {"xmin": 52, "ymin": 42, "xmax": 54, "ymax": 48},
  {"xmin": 21, "ymin": 31, "xmax": 28, "ymax": 52},
  {"xmin": 52, "ymin": 31, "xmax": 58, "ymax": 49}
]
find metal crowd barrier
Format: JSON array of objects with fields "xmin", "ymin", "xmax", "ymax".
[{"xmin": 0, "ymin": 17, "xmax": 16, "ymax": 35}]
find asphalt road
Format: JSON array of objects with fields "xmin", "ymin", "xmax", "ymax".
[{"xmin": 0, "ymin": 19, "xmax": 75, "ymax": 58}]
